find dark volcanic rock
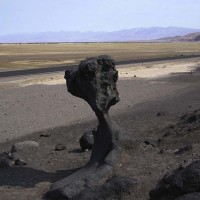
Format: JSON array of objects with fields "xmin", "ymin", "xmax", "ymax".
[
  {"xmin": 75, "ymin": 175, "xmax": 138, "ymax": 200},
  {"xmin": 144, "ymin": 139, "xmax": 161, "ymax": 147},
  {"xmin": 11, "ymin": 141, "xmax": 39, "ymax": 153},
  {"xmin": 79, "ymin": 130, "xmax": 95, "ymax": 151},
  {"xmin": 149, "ymin": 160, "xmax": 200, "ymax": 200},
  {"xmin": 0, "ymin": 157, "xmax": 13, "ymax": 168},
  {"xmin": 0, "ymin": 152, "xmax": 14, "ymax": 168},
  {"xmin": 55, "ymin": 143, "xmax": 66, "ymax": 151},
  {"xmin": 0, "ymin": 152, "xmax": 15, "ymax": 160},
  {"xmin": 40, "ymin": 132, "xmax": 51, "ymax": 137},
  {"xmin": 14, "ymin": 159, "xmax": 27, "ymax": 166},
  {"xmin": 65, "ymin": 55, "xmax": 119, "ymax": 112},
  {"xmin": 175, "ymin": 193, "xmax": 200, "ymax": 200},
  {"xmin": 47, "ymin": 55, "xmax": 135, "ymax": 199},
  {"xmin": 157, "ymin": 111, "xmax": 166, "ymax": 117}
]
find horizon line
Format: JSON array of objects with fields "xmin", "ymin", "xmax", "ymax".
[{"xmin": 1, "ymin": 26, "xmax": 200, "ymax": 36}]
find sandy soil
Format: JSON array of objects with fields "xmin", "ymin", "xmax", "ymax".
[
  {"xmin": 119, "ymin": 61, "xmax": 198, "ymax": 78},
  {"xmin": 0, "ymin": 58, "xmax": 200, "ymax": 200},
  {"xmin": 0, "ymin": 58, "xmax": 199, "ymax": 88}
]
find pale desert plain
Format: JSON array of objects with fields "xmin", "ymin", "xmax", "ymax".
[{"xmin": 1, "ymin": 57, "xmax": 200, "ymax": 200}]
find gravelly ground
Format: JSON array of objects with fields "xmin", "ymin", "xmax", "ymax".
[{"xmin": 0, "ymin": 61, "xmax": 200, "ymax": 200}]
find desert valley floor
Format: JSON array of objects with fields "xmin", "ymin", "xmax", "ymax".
[{"xmin": 0, "ymin": 58, "xmax": 200, "ymax": 200}]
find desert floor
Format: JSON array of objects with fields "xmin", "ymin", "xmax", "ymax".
[{"xmin": 0, "ymin": 58, "xmax": 200, "ymax": 200}]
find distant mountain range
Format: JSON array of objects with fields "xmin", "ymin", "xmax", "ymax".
[
  {"xmin": 0, "ymin": 27, "xmax": 200, "ymax": 43},
  {"xmin": 159, "ymin": 32, "xmax": 200, "ymax": 42}
]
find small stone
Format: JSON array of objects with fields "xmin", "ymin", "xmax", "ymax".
[
  {"xmin": 11, "ymin": 141, "xmax": 39, "ymax": 153},
  {"xmin": 159, "ymin": 149, "xmax": 164, "ymax": 154},
  {"xmin": 48, "ymin": 161, "xmax": 54, "ymax": 165},
  {"xmin": 144, "ymin": 139, "xmax": 160, "ymax": 147},
  {"xmin": 55, "ymin": 143, "xmax": 66, "ymax": 151},
  {"xmin": 174, "ymin": 145, "xmax": 192, "ymax": 155},
  {"xmin": 0, "ymin": 152, "xmax": 14, "ymax": 168},
  {"xmin": 157, "ymin": 111, "xmax": 166, "ymax": 117},
  {"xmin": 0, "ymin": 152, "xmax": 15, "ymax": 160},
  {"xmin": 40, "ymin": 132, "xmax": 51, "ymax": 137},
  {"xmin": 79, "ymin": 130, "xmax": 95, "ymax": 151},
  {"xmin": 0, "ymin": 157, "xmax": 13, "ymax": 168},
  {"xmin": 15, "ymin": 159, "xmax": 27, "ymax": 166}
]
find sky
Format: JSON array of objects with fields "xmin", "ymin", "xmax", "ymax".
[{"xmin": 0, "ymin": 0, "xmax": 200, "ymax": 35}]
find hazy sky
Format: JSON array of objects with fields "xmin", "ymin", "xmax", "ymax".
[{"xmin": 1, "ymin": 0, "xmax": 200, "ymax": 35}]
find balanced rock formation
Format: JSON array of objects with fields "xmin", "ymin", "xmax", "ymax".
[{"xmin": 47, "ymin": 55, "xmax": 136, "ymax": 199}]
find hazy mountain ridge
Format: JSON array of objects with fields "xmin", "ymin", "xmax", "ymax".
[
  {"xmin": 0, "ymin": 27, "xmax": 200, "ymax": 43},
  {"xmin": 159, "ymin": 32, "xmax": 200, "ymax": 42}
]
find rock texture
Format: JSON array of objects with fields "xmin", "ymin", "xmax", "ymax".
[
  {"xmin": 149, "ymin": 160, "xmax": 200, "ymax": 200},
  {"xmin": 0, "ymin": 152, "xmax": 14, "ymax": 168},
  {"xmin": 14, "ymin": 159, "xmax": 27, "ymax": 166},
  {"xmin": 79, "ymin": 130, "xmax": 95, "ymax": 151},
  {"xmin": 175, "ymin": 193, "xmax": 200, "ymax": 200},
  {"xmin": 55, "ymin": 143, "xmax": 66, "ymax": 151},
  {"xmin": 75, "ymin": 175, "xmax": 138, "ymax": 200}
]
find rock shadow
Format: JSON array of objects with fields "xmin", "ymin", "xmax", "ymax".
[{"xmin": 0, "ymin": 166, "xmax": 81, "ymax": 188}]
